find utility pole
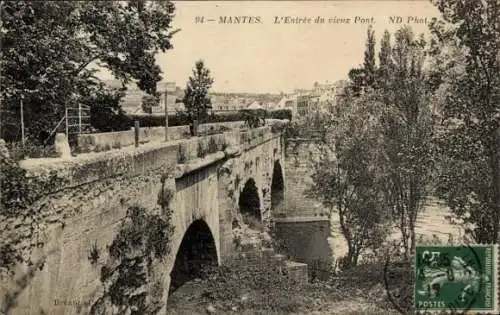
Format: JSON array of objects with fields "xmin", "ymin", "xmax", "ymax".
[{"xmin": 135, "ymin": 120, "xmax": 140, "ymax": 147}]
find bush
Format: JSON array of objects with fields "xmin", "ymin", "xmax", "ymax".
[
  {"xmin": 197, "ymin": 142, "xmax": 208, "ymax": 158},
  {"xmin": 200, "ymin": 257, "xmax": 306, "ymax": 313},
  {"xmin": 124, "ymin": 109, "xmax": 293, "ymax": 129},
  {"xmin": 269, "ymin": 108, "xmax": 292, "ymax": 120},
  {"xmin": 7, "ymin": 141, "xmax": 58, "ymax": 161}
]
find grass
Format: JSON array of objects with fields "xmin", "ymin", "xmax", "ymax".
[{"xmin": 167, "ymin": 257, "xmax": 405, "ymax": 315}]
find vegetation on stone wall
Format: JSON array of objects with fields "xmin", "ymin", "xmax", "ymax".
[
  {"xmin": 90, "ymin": 205, "xmax": 174, "ymax": 315},
  {"xmin": 6, "ymin": 141, "xmax": 58, "ymax": 160},
  {"xmin": 88, "ymin": 241, "xmax": 101, "ymax": 265},
  {"xmin": 240, "ymin": 109, "xmax": 267, "ymax": 128},
  {"xmin": 0, "ymin": 140, "xmax": 70, "ymax": 272},
  {"xmin": 90, "ymin": 171, "xmax": 175, "ymax": 315},
  {"xmin": 196, "ymin": 137, "xmax": 227, "ymax": 159},
  {"xmin": 177, "ymin": 144, "xmax": 187, "ymax": 164},
  {"xmin": 197, "ymin": 142, "xmax": 208, "ymax": 159},
  {"xmin": 207, "ymin": 137, "xmax": 218, "ymax": 155}
]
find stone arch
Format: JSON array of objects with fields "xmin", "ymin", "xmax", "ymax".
[
  {"xmin": 271, "ymin": 160, "xmax": 285, "ymax": 214},
  {"xmin": 237, "ymin": 178, "xmax": 262, "ymax": 228},
  {"xmin": 169, "ymin": 219, "xmax": 218, "ymax": 295}
]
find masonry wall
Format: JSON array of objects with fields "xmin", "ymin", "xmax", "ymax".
[
  {"xmin": 274, "ymin": 139, "xmax": 333, "ymax": 275},
  {"xmin": 4, "ymin": 150, "xmax": 169, "ymax": 315},
  {"xmin": 273, "ymin": 218, "xmax": 332, "ymax": 279},
  {"xmin": 282, "ymin": 139, "xmax": 328, "ymax": 217},
  {"xmin": 77, "ymin": 121, "xmax": 248, "ymax": 153}
]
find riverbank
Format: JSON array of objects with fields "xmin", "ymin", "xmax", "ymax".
[{"xmin": 167, "ymin": 261, "xmax": 405, "ymax": 315}]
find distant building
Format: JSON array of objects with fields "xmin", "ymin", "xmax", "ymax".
[
  {"xmin": 276, "ymin": 95, "xmax": 298, "ymax": 116},
  {"xmin": 247, "ymin": 101, "xmax": 263, "ymax": 110},
  {"xmin": 104, "ymin": 80, "xmax": 184, "ymax": 114},
  {"xmin": 289, "ymin": 80, "xmax": 347, "ymax": 117},
  {"xmin": 210, "ymin": 94, "xmax": 251, "ymax": 111}
]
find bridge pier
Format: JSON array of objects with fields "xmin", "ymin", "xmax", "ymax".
[
  {"xmin": 272, "ymin": 216, "xmax": 333, "ymax": 280},
  {"xmin": 217, "ymin": 159, "xmax": 237, "ymax": 263}
]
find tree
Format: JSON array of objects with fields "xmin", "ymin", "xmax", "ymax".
[
  {"xmin": 346, "ymin": 26, "xmax": 377, "ymax": 97},
  {"xmin": 347, "ymin": 68, "xmax": 365, "ymax": 97},
  {"xmin": 377, "ymin": 26, "xmax": 435, "ymax": 259},
  {"xmin": 182, "ymin": 60, "xmax": 214, "ymax": 123},
  {"xmin": 309, "ymin": 93, "xmax": 390, "ymax": 267},
  {"xmin": 429, "ymin": 0, "xmax": 500, "ymax": 243},
  {"xmin": 141, "ymin": 94, "xmax": 160, "ymax": 114},
  {"xmin": 364, "ymin": 26, "xmax": 377, "ymax": 89},
  {"xmin": 0, "ymin": 1, "xmax": 178, "ymax": 143},
  {"xmin": 377, "ymin": 30, "xmax": 392, "ymax": 92}
]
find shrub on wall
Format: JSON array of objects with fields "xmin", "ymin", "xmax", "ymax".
[
  {"xmin": 6, "ymin": 141, "xmax": 58, "ymax": 160},
  {"xmin": 0, "ymin": 140, "xmax": 68, "ymax": 311},
  {"xmin": 90, "ymin": 205, "xmax": 175, "ymax": 315},
  {"xmin": 268, "ymin": 109, "xmax": 292, "ymax": 121}
]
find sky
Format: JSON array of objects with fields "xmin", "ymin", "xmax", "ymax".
[{"xmin": 102, "ymin": 1, "xmax": 442, "ymax": 94}]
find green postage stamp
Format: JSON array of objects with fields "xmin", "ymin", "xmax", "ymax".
[{"xmin": 414, "ymin": 244, "xmax": 499, "ymax": 314}]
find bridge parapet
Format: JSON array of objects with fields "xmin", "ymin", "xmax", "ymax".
[{"xmin": 19, "ymin": 124, "xmax": 282, "ymax": 194}]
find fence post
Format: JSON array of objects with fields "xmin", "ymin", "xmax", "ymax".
[
  {"xmin": 164, "ymin": 92, "xmax": 169, "ymax": 141},
  {"xmin": 134, "ymin": 120, "xmax": 140, "ymax": 147}
]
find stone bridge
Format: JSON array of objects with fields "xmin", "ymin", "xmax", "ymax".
[{"xmin": 1, "ymin": 123, "xmax": 289, "ymax": 315}]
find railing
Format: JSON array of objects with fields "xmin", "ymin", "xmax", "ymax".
[
  {"xmin": 65, "ymin": 104, "xmax": 91, "ymax": 136},
  {"xmin": 43, "ymin": 104, "xmax": 91, "ymax": 144}
]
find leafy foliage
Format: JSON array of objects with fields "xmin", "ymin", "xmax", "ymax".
[
  {"xmin": 84, "ymin": 84, "xmax": 131, "ymax": 133},
  {"xmin": 90, "ymin": 205, "xmax": 174, "ymax": 315},
  {"xmin": 168, "ymin": 255, "xmax": 400, "ymax": 314},
  {"xmin": 345, "ymin": 26, "xmax": 377, "ymax": 96},
  {"xmin": 200, "ymin": 258, "xmax": 308, "ymax": 313},
  {"xmin": 0, "ymin": 1, "xmax": 177, "ymax": 141},
  {"xmin": 375, "ymin": 26, "xmax": 436, "ymax": 259},
  {"xmin": 124, "ymin": 108, "xmax": 292, "ymax": 129},
  {"xmin": 0, "ymin": 140, "xmax": 70, "ymax": 275},
  {"xmin": 239, "ymin": 109, "xmax": 267, "ymax": 128},
  {"xmin": 310, "ymin": 26, "xmax": 436, "ymax": 263},
  {"xmin": 141, "ymin": 94, "xmax": 160, "ymax": 115},
  {"xmin": 308, "ymin": 94, "xmax": 390, "ymax": 267},
  {"xmin": 429, "ymin": 0, "xmax": 500, "ymax": 243},
  {"xmin": 1, "ymin": 142, "xmax": 42, "ymax": 218},
  {"xmin": 363, "ymin": 26, "xmax": 377, "ymax": 88},
  {"xmin": 183, "ymin": 60, "xmax": 214, "ymax": 123}
]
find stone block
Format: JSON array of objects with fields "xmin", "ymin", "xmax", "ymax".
[
  {"xmin": 55, "ymin": 133, "xmax": 72, "ymax": 159},
  {"xmin": 261, "ymin": 247, "xmax": 274, "ymax": 263},
  {"xmin": 284, "ymin": 261, "xmax": 308, "ymax": 285},
  {"xmin": 271, "ymin": 254, "xmax": 286, "ymax": 266}
]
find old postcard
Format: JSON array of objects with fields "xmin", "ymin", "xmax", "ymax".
[{"xmin": 1, "ymin": 1, "xmax": 499, "ymax": 314}]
